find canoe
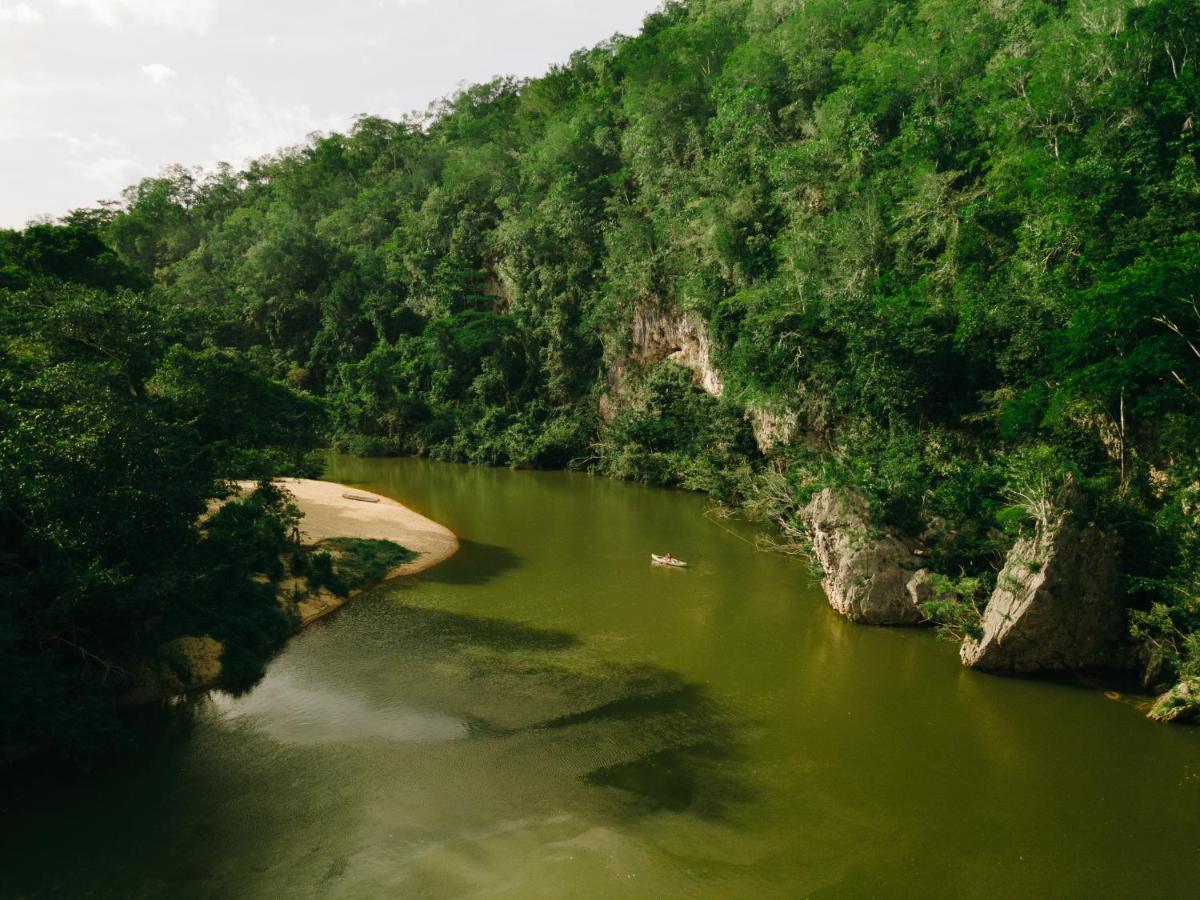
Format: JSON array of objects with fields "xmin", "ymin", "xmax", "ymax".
[
  {"xmin": 342, "ymin": 493, "xmax": 381, "ymax": 504},
  {"xmin": 651, "ymin": 554, "xmax": 688, "ymax": 568}
]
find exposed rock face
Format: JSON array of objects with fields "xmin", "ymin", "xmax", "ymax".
[
  {"xmin": 169, "ymin": 635, "xmax": 225, "ymax": 688},
  {"xmin": 627, "ymin": 301, "xmax": 725, "ymax": 397},
  {"xmin": 802, "ymin": 488, "xmax": 925, "ymax": 625},
  {"xmin": 603, "ymin": 302, "xmax": 808, "ymax": 455},
  {"xmin": 483, "ymin": 265, "xmax": 516, "ymax": 313},
  {"xmin": 1149, "ymin": 678, "xmax": 1200, "ymax": 724},
  {"xmin": 121, "ymin": 635, "xmax": 226, "ymax": 707},
  {"xmin": 906, "ymin": 568, "xmax": 935, "ymax": 608},
  {"xmin": 961, "ymin": 524, "xmax": 1124, "ymax": 673},
  {"xmin": 601, "ymin": 301, "xmax": 725, "ymax": 421},
  {"xmin": 748, "ymin": 404, "xmax": 799, "ymax": 452}
]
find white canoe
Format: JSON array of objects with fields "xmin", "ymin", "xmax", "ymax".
[
  {"xmin": 342, "ymin": 492, "xmax": 381, "ymax": 504},
  {"xmin": 651, "ymin": 554, "xmax": 688, "ymax": 568}
]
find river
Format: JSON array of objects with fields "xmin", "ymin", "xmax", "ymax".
[{"xmin": 2, "ymin": 456, "xmax": 1199, "ymax": 898}]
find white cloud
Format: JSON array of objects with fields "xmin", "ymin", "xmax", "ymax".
[
  {"xmin": 50, "ymin": 130, "xmax": 122, "ymax": 153},
  {"xmin": 72, "ymin": 155, "xmax": 142, "ymax": 190},
  {"xmin": 57, "ymin": 0, "xmax": 218, "ymax": 32},
  {"xmin": 40, "ymin": 132, "xmax": 138, "ymax": 190},
  {"xmin": 0, "ymin": 3, "xmax": 43, "ymax": 22},
  {"xmin": 50, "ymin": 132, "xmax": 141, "ymax": 189},
  {"xmin": 140, "ymin": 62, "xmax": 176, "ymax": 85},
  {"xmin": 217, "ymin": 75, "xmax": 341, "ymax": 163},
  {"xmin": 0, "ymin": 78, "xmax": 108, "ymax": 101}
]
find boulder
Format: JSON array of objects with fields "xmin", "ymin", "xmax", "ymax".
[
  {"xmin": 1148, "ymin": 678, "xmax": 1200, "ymax": 724},
  {"xmin": 961, "ymin": 523, "xmax": 1123, "ymax": 673},
  {"xmin": 801, "ymin": 488, "xmax": 925, "ymax": 625}
]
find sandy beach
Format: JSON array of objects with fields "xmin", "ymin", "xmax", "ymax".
[
  {"xmin": 123, "ymin": 478, "xmax": 459, "ymax": 705},
  {"xmin": 261, "ymin": 478, "xmax": 459, "ymax": 626},
  {"xmin": 271, "ymin": 478, "xmax": 459, "ymax": 577}
]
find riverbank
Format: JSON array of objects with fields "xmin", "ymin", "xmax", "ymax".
[
  {"xmin": 270, "ymin": 478, "xmax": 459, "ymax": 624},
  {"xmin": 124, "ymin": 479, "xmax": 458, "ymax": 703}
]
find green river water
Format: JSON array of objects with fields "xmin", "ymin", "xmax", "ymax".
[{"xmin": 3, "ymin": 456, "xmax": 1199, "ymax": 898}]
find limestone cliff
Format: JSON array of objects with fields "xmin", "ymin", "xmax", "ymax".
[
  {"xmin": 601, "ymin": 301, "xmax": 726, "ymax": 424},
  {"xmin": 747, "ymin": 404, "xmax": 800, "ymax": 452},
  {"xmin": 961, "ymin": 523, "xmax": 1124, "ymax": 673},
  {"xmin": 801, "ymin": 488, "xmax": 926, "ymax": 625},
  {"xmin": 603, "ymin": 301, "xmax": 803, "ymax": 454}
]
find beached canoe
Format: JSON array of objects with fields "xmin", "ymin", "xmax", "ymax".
[
  {"xmin": 342, "ymin": 493, "xmax": 381, "ymax": 504},
  {"xmin": 651, "ymin": 554, "xmax": 688, "ymax": 568}
]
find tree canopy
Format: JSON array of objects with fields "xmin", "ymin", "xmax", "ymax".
[{"xmin": 4, "ymin": 0, "xmax": 1200, "ymax": 749}]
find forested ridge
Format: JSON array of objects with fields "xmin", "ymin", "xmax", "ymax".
[{"xmin": 4, "ymin": 0, "xmax": 1200, "ymax": 754}]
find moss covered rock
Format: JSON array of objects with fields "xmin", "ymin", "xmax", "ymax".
[{"xmin": 1149, "ymin": 679, "xmax": 1200, "ymax": 724}]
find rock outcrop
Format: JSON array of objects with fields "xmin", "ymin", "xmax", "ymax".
[
  {"xmin": 601, "ymin": 301, "xmax": 725, "ymax": 421},
  {"xmin": 748, "ymin": 404, "xmax": 799, "ymax": 452},
  {"xmin": 801, "ymin": 488, "xmax": 925, "ymax": 625},
  {"xmin": 1148, "ymin": 678, "xmax": 1200, "ymax": 724},
  {"xmin": 602, "ymin": 301, "xmax": 806, "ymax": 454},
  {"xmin": 960, "ymin": 523, "xmax": 1124, "ymax": 673},
  {"xmin": 626, "ymin": 301, "xmax": 725, "ymax": 397}
]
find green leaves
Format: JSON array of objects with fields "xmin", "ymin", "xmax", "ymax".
[
  {"xmin": 4, "ymin": 0, "xmax": 1200, "ymax": 731},
  {"xmin": 0, "ymin": 278, "xmax": 325, "ymax": 756},
  {"xmin": 148, "ymin": 346, "xmax": 327, "ymax": 478}
]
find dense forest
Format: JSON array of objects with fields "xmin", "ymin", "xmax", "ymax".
[{"xmin": 3, "ymin": 0, "xmax": 1200, "ymax": 754}]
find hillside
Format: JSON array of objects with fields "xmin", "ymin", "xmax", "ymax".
[{"xmin": 3, "ymin": 0, "xmax": 1200, "ymax": 750}]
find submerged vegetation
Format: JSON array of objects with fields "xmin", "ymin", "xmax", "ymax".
[{"xmin": 3, "ymin": 0, "xmax": 1200, "ymax": 749}]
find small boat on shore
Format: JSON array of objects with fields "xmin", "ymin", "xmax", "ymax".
[
  {"xmin": 342, "ymin": 493, "xmax": 381, "ymax": 504},
  {"xmin": 651, "ymin": 554, "xmax": 688, "ymax": 568}
]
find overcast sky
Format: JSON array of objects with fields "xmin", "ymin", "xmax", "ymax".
[{"xmin": 0, "ymin": 0, "xmax": 662, "ymax": 228}]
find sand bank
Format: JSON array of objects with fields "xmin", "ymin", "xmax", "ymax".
[
  {"xmin": 122, "ymin": 478, "xmax": 458, "ymax": 705},
  {"xmin": 271, "ymin": 478, "xmax": 458, "ymax": 577},
  {"xmin": 267, "ymin": 478, "xmax": 458, "ymax": 624}
]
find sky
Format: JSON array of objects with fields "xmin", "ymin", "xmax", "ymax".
[{"xmin": 0, "ymin": 0, "xmax": 662, "ymax": 228}]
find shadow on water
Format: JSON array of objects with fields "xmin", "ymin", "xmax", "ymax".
[
  {"xmin": 520, "ymin": 665, "xmax": 753, "ymax": 820},
  {"xmin": 411, "ymin": 606, "xmax": 751, "ymax": 819},
  {"xmin": 374, "ymin": 606, "xmax": 752, "ymax": 820},
  {"xmin": 532, "ymin": 672, "xmax": 707, "ymax": 730},
  {"xmin": 417, "ymin": 539, "xmax": 521, "ymax": 586},
  {"xmin": 584, "ymin": 741, "xmax": 749, "ymax": 818},
  {"xmin": 387, "ymin": 602, "xmax": 579, "ymax": 653},
  {"xmin": 0, "ymin": 595, "xmax": 754, "ymax": 897}
]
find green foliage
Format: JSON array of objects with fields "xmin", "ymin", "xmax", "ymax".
[
  {"xmin": 320, "ymin": 538, "xmax": 417, "ymax": 593},
  {"xmin": 149, "ymin": 346, "xmax": 327, "ymax": 478},
  {"xmin": 997, "ymin": 445, "xmax": 1080, "ymax": 539},
  {"xmin": 918, "ymin": 573, "xmax": 991, "ymax": 643},
  {"xmin": 0, "ymin": 224, "xmax": 148, "ymax": 292},
  {"xmin": 0, "ymin": 270, "xmax": 321, "ymax": 757},
  {"xmin": 181, "ymin": 484, "xmax": 298, "ymax": 683},
  {"xmin": 598, "ymin": 362, "xmax": 758, "ymax": 500},
  {"xmin": 1129, "ymin": 457, "xmax": 1200, "ymax": 686},
  {"xmin": 6, "ymin": 0, "xmax": 1200, "ymax": 738}
]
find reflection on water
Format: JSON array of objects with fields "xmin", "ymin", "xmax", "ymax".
[
  {"xmin": 1, "ymin": 456, "xmax": 1199, "ymax": 899},
  {"xmin": 208, "ymin": 671, "xmax": 470, "ymax": 746}
]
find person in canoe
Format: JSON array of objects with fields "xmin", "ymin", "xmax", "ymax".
[{"xmin": 651, "ymin": 552, "xmax": 688, "ymax": 567}]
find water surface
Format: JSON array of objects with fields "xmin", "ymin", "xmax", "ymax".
[{"xmin": 3, "ymin": 456, "xmax": 1198, "ymax": 897}]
